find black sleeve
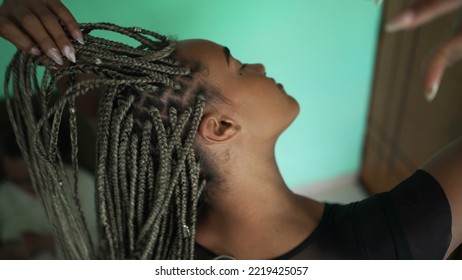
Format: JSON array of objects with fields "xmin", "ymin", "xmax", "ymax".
[
  {"xmin": 322, "ymin": 170, "xmax": 452, "ymax": 260},
  {"xmin": 383, "ymin": 170, "xmax": 452, "ymax": 259}
]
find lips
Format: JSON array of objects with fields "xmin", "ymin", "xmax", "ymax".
[
  {"xmin": 270, "ymin": 77, "xmax": 285, "ymax": 92},
  {"xmin": 277, "ymin": 83, "xmax": 286, "ymax": 93}
]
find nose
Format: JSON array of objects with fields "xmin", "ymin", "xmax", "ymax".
[{"xmin": 249, "ymin": 63, "xmax": 266, "ymax": 75}]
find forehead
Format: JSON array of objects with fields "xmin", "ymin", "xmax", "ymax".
[{"xmin": 175, "ymin": 39, "xmax": 226, "ymax": 67}]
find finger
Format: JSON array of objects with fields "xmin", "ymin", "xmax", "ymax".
[
  {"xmin": 30, "ymin": 3, "xmax": 76, "ymax": 63},
  {"xmin": 424, "ymin": 34, "xmax": 462, "ymax": 102},
  {"xmin": 0, "ymin": 17, "xmax": 41, "ymax": 55},
  {"xmin": 47, "ymin": 0, "xmax": 84, "ymax": 44},
  {"xmin": 10, "ymin": 7, "xmax": 64, "ymax": 65},
  {"xmin": 386, "ymin": 0, "xmax": 462, "ymax": 32}
]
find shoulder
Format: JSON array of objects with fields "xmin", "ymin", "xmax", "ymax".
[
  {"xmin": 320, "ymin": 171, "xmax": 451, "ymax": 260},
  {"xmin": 380, "ymin": 170, "xmax": 452, "ymax": 259}
]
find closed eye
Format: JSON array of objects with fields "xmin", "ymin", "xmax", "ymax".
[{"xmin": 240, "ymin": 63, "xmax": 248, "ymax": 70}]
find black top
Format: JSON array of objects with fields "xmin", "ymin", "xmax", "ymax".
[{"xmin": 195, "ymin": 170, "xmax": 452, "ymax": 260}]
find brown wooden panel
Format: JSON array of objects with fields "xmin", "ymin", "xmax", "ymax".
[
  {"xmin": 368, "ymin": 0, "xmax": 409, "ymax": 125},
  {"xmin": 361, "ymin": 1, "xmax": 462, "ymax": 195}
]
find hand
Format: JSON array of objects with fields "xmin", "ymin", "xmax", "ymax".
[
  {"xmin": 22, "ymin": 232, "xmax": 56, "ymax": 255},
  {"xmin": 0, "ymin": 233, "xmax": 56, "ymax": 259},
  {"xmin": 0, "ymin": 0, "xmax": 83, "ymax": 65},
  {"xmin": 0, "ymin": 241, "xmax": 33, "ymax": 259},
  {"xmin": 382, "ymin": 0, "xmax": 462, "ymax": 102}
]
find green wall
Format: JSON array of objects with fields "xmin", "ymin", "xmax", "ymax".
[{"xmin": 0, "ymin": 0, "xmax": 382, "ymax": 189}]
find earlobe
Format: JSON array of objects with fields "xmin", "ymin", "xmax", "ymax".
[{"xmin": 198, "ymin": 114, "xmax": 240, "ymax": 144}]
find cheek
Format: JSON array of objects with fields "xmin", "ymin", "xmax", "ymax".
[{"xmin": 220, "ymin": 78, "xmax": 294, "ymax": 120}]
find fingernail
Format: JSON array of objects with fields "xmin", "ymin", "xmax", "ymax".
[
  {"xmin": 63, "ymin": 45, "xmax": 76, "ymax": 63},
  {"xmin": 29, "ymin": 47, "xmax": 41, "ymax": 56},
  {"xmin": 72, "ymin": 30, "xmax": 85, "ymax": 45},
  {"xmin": 46, "ymin": 48, "xmax": 64, "ymax": 65},
  {"xmin": 375, "ymin": 0, "xmax": 383, "ymax": 6},
  {"xmin": 386, "ymin": 11, "xmax": 414, "ymax": 32},
  {"xmin": 425, "ymin": 83, "xmax": 440, "ymax": 102}
]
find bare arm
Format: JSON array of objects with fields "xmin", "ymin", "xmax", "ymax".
[{"xmin": 422, "ymin": 137, "xmax": 462, "ymax": 257}]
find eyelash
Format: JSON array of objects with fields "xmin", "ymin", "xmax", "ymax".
[{"xmin": 240, "ymin": 63, "xmax": 248, "ymax": 70}]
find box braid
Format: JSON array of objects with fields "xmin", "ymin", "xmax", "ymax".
[{"xmin": 4, "ymin": 22, "xmax": 218, "ymax": 259}]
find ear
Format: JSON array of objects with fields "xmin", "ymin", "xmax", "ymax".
[{"xmin": 198, "ymin": 114, "xmax": 240, "ymax": 144}]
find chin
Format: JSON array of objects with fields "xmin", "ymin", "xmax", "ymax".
[
  {"xmin": 290, "ymin": 98, "xmax": 300, "ymax": 122},
  {"xmin": 280, "ymin": 100, "xmax": 300, "ymax": 134}
]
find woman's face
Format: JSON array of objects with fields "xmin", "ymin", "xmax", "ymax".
[{"xmin": 176, "ymin": 39, "xmax": 300, "ymax": 141}]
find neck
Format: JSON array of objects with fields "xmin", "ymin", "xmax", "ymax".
[
  {"xmin": 195, "ymin": 139, "xmax": 323, "ymax": 259},
  {"xmin": 204, "ymin": 139, "xmax": 290, "ymax": 214}
]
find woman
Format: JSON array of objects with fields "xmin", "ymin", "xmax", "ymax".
[{"xmin": 0, "ymin": 0, "xmax": 461, "ymax": 259}]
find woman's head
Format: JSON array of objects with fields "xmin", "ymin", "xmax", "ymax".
[
  {"xmin": 174, "ymin": 39, "xmax": 300, "ymax": 147},
  {"xmin": 5, "ymin": 23, "xmax": 298, "ymax": 260}
]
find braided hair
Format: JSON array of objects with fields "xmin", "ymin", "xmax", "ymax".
[{"xmin": 4, "ymin": 23, "xmax": 218, "ymax": 259}]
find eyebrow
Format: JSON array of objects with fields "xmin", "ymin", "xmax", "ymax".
[{"xmin": 223, "ymin": 47, "xmax": 231, "ymax": 66}]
